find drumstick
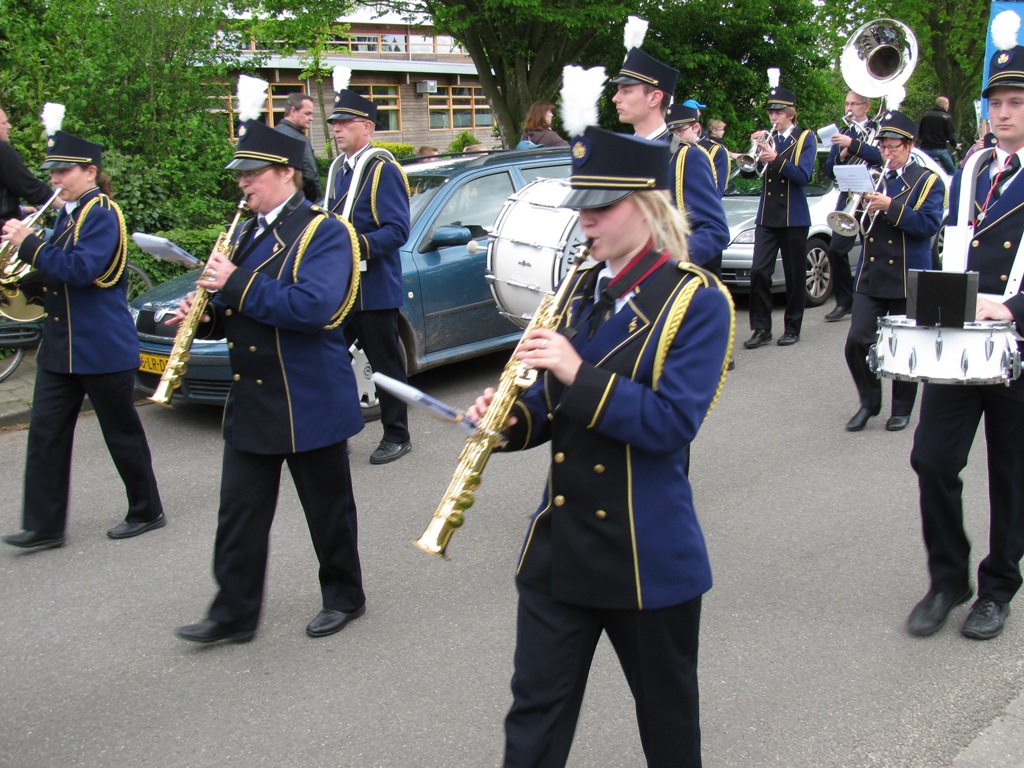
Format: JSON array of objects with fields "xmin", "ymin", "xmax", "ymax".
[{"xmin": 370, "ymin": 373, "xmax": 478, "ymax": 434}]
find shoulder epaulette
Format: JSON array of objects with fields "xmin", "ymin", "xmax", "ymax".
[{"xmin": 75, "ymin": 193, "xmax": 127, "ymax": 288}]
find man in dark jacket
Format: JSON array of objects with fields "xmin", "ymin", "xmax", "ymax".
[
  {"xmin": 918, "ymin": 96, "xmax": 957, "ymax": 174},
  {"xmin": 275, "ymin": 94, "xmax": 322, "ymax": 203},
  {"xmin": 0, "ymin": 107, "xmax": 53, "ymax": 228}
]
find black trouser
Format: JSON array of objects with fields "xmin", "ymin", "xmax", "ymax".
[
  {"xmin": 845, "ymin": 294, "xmax": 917, "ymax": 416},
  {"xmin": 829, "ymin": 232, "xmax": 856, "ymax": 309},
  {"xmin": 504, "ymin": 583, "xmax": 702, "ymax": 768},
  {"xmin": 208, "ymin": 441, "xmax": 364, "ymax": 631},
  {"xmin": 910, "ymin": 378, "xmax": 1024, "ymax": 603},
  {"xmin": 345, "ymin": 308, "xmax": 409, "ymax": 444},
  {"xmin": 23, "ymin": 366, "xmax": 162, "ymax": 532},
  {"xmin": 749, "ymin": 225, "xmax": 808, "ymax": 336}
]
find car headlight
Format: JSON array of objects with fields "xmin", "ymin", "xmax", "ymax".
[
  {"xmin": 732, "ymin": 228, "xmax": 756, "ymax": 245},
  {"xmin": 129, "ymin": 305, "xmax": 140, "ymax": 325}
]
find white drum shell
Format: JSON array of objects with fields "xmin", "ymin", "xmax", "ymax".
[
  {"xmin": 869, "ymin": 315, "xmax": 1022, "ymax": 385},
  {"xmin": 486, "ymin": 178, "xmax": 583, "ymax": 328}
]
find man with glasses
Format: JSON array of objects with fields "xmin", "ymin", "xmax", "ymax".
[
  {"xmin": 842, "ymin": 111, "xmax": 944, "ymax": 433},
  {"xmin": 823, "ymin": 92, "xmax": 882, "ymax": 322}
]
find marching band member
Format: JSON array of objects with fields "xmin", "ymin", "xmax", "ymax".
[
  {"xmin": 471, "ymin": 66, "xmax": 734, "ymax": 767},
  {"xmin": 843, "ymin": 109, "xmax": 944, "ymax": 432},
  {"xmin": 666, "ymin": 103, "xmax": 730, "ymax": 273},
  {"xmin": 823, "ymin": 91, "xmax": 883, "ymax": 322},
  {"xmin": 907, "ymin": 10, "xmax": 1024, "ymax": 640},
  {"xmin": 175, "ymin": 80, "xmax": 365, "ymax": 644},
  {"xmin": 324, "ymin": 67, "xmax": 412, "ymax": 465},
  {"xmin": 610, "ymin": 16, "xmax": 676, "ymax": 143},
  {"xmin": 1, "ymin": 107, "xmax": 163, "ymax": 550},
  {"xmin": 742, "ymin": 70, "xmax": 817, "ymax": 349}
]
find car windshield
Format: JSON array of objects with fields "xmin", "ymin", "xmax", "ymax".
[{"xmin": 407, "ymin": 174, "xmax": 447, "ymax": 221}]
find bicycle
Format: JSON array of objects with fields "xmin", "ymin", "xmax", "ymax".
[{"xmin": 0, "ymin": 260, "xmax": 153, "ymax": 383}]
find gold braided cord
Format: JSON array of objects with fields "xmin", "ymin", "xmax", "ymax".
[
  {"xmin": 370, "ymin": 162, "xmax": 383, "ymax": 225},
  {"xmin": 74, "ymin": 195, "xmax": 127, "ymax": 289},
  {"xmin": 326, "ymin": 214, "xmax": 361, "ymax": 329},
  {"xmin": 652, "ymin": 265, "xmax": 735, "ymax": 423}
]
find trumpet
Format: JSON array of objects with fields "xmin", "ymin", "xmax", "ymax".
[
  {"xmin": 737, "ymin": 128, "xmax": 777, "ymax": 177},
  {"xmin": 0, "ymin": 188, "xmax": 63, "ymax": 322},
  {"xmin": 148, "ymin": 199, "xmax": 248, "ymax": 406},
  {"xmin": 414, "ymin": 242, "xmax": 590, "ymax": 557}
]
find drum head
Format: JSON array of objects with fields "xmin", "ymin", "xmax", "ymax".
[{"xmin": 486, "ymin": 178, "xmax": 584, "ymax": 327}]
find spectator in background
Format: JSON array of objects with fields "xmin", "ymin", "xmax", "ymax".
[
  {"xmin": 519, "ymin": 101, "xmax": 568, "ymax": 148},
  {"xmin": 463, "ymin": 144, "xmax": 488, "ymax": 154},
  {"xmin": 0, "ymin": 106, "xmax": 53, "ymax": 228},
  {"xmin": 918, "ymin": 96, "xmax": 958, "ymax": 174},
  {"xmin": 416, "ymin": 145, "xmax": 438, "ymax": 159},
  {"xmin": 275, "ymin": 93, "xmax": 322, "ymax": 203},
  {"xmin": 706, "ymin": 119, "xmax": 728, "ymax": 148}
]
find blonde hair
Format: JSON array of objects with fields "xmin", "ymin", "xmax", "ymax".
[{"xmin": 631, "ymin": 189, "xmax": 690, "ymax": 263}]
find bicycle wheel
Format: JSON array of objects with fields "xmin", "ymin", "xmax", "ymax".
[
  {"xmin": 124, "ymin": 261, "xmax": 153, "ymax": 302},
  {"xmin": 0, "ymin": 347, "xmax": 25, "ymax": 383}
]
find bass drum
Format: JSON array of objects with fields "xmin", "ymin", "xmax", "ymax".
[{"xmin": 487, "ymin": 178, "xmax": 584, "ymax": 328}]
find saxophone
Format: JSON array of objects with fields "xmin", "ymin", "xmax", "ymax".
[
  {"xmin": 414, "ymin": 242, "xmax": 590, "ymax": 557},
  {"xmin": 148, "ymin": 199, "xmax": 248, "ymax": 406}
]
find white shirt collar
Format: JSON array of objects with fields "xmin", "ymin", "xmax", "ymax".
[{"xmin": 641, "ymin": 124, "xmax": 668, "ymax": 141}]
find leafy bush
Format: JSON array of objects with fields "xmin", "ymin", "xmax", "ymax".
[
  {"xmin": 447, "ymin": 132, "xmax": 483, "ymax": 153},
  {"xmin": 126, "ymin": 226, "xmax": 225, "ymax": 286}
]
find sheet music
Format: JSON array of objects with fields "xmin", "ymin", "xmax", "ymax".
[{"xmin": 833, "ymin": 164, "xmax": 876, "ymax": 193}]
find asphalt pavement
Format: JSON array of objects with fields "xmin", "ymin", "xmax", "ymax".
[{"xmin": 2, "ymin": 304, "xmax": 1024, "ymax": 767}]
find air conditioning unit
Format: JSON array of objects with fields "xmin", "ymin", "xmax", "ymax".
[{"xmin": 415, "ymin": 80, "xmax": 438, "ymax": 95}]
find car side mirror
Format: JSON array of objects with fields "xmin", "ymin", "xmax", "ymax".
[{"xmin": 429, "ymin": 225, "xmax": 475, "ymax": 249}]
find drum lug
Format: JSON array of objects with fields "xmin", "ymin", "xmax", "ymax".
[
  {"xmin": 868, "ymin": 344, "xmax": 879, "ymax": 373},
  {"xmin": 908, "ymin": 348, "xmax": 917, "ymax": 375},
  {"xmin": 888, "ymin": 331, "xmax": 897, "ymax": 356},
  {"xmin": 961, "ymin": 349, "xmax": 970, "ymax": 378},
  {"xmin": 934, "ymin": 332, "xmax": 943, "ymax": 361},
  {"xmin": 985, "ymin": 335, "xmax": 995, "ymax": 361}
]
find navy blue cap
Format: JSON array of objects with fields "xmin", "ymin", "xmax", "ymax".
[
  {"xmin": 875, "ymin": 110, "xmax": 918, "ymax": 141},
  {"xmin": 610, "ymin": 48, "xmax": 678, "ymax": 97},
  {"xmin": 328, "ymin": 89, "xmax": 378, "ymax": 123},
  {"xmin": 225, "ymin": 120, "xmax": 306, "ymax": 171},
  {"xmin": 561, "ymin": 126, "xmax": 670, "ymax": 209},
  {"xmin": 667, "ymin": 104, "xmax": 699, "ymax": 129},
  {"xmin": 984, "ymin": 46, "xmax": 1024, "ymax": 96},
  {"xmin": 766, "ymin": 87, "xmax": 797, "ymax": 110},
  {"xmin": 42, "ymin": 132, "xmax": 102, "ymax": 169}
]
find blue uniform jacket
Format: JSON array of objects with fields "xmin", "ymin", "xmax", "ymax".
[
  {"xmin": 855, "ymin": 161, "xmax": 945, "ymax": 299},
  {"xmin": 824, "ymin": 122, "xmax": 883, "ymax": 211},
  {"xmin": 18, "ymin": 187, "xmax": 139, "ymax": 374},
  {"xmin": 326, "ymin": 153, "xmax": 410, "ymax": 310},
  {"xmin": 209, "ymin": 194, "xmax": 363, "ymax": 454},
  {"xmin": 670, "ymin": 144, "xmax": 730, "ymax": 266},
  {"xmin": 698, "ymin": 136, "xmax": 730, "ymax": 195},
  {"xmin": 500, "ymin": 257, "xmax": 734, "ymax": 610},
  {"xmin": 954, "ymin": 150, "xmax": 1024, "ymax": 326},
  {"xmin": 754, "ymin": 127, "xmax": 817, "ymax": 228}
]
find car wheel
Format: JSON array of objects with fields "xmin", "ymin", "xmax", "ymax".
[
  {"xmin": 804, "ymin": 237, "xmax": 833, "ymax": 307},
  {"xmin": 931, "ymin": 219, "xmax": 946, "ymax": 270},
  {"xmin": 349, "ymin": 340, "xmax": 410, "ymax": 423}
]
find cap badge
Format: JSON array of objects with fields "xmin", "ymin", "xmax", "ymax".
[
  {"xmin": 571, "ymin": 137, "xmax": 590, "ymax": 164},
  {"xmin": 238, "ymin": 124, "xmax": 248, "ymax": 138}
]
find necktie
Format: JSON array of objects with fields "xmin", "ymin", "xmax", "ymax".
[
  {"xmin": 256, "ymin": 215, "xmax": 269, "ymax": 237},
  {"xmin": 993, "ymin": 155, "xmax": 1020, "ymax": 200},
  {"xmin": 589, "ymin": 276, "xmax": 614, "ymax": 337}
]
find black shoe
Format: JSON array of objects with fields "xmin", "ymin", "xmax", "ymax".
[
  {"xmin": 777, "ymin": 333, "xmax": 800, "ymax": 346},
  {"xmin": 743, "ymin": 330, "xmax": 772, "ymax": 349},
  {"xmin": 824, "ymin": 306, "xmax": 851, "ymax": 322},
  {"xmin": 846, "ymin": 406, "xmax": 881, "ymax": 432},
  {"xmin": 3, "ymin": 530, "xmax": 65, "ymax": 550},
  {"xmin": 885, "ymin": 415, "xmax": 911, "ymax": 432},
  {"xmin": 370, "ymin": 440, "xmax": 411, "ymax": 465},
  {"xmin": 907, "ymin": 587, "xmax": 973, "ymax": 637},
  {"xmin": 107, "ymin": 513, "xmax": 166, "ymax": 540},
  {"xmin": 961, "ymin": 598, "xmax": 1010, "ymax": 640},
  {"xmin": 306, "ymin": 605, "xmax": 366, "ymax": 638},
  {"xmin": 727, "ymin": 357, "xmax": 736, "ymax": 371},
  {"xmin": 176, "ymin": 619, "xmax": 255, "ymax": 644}
]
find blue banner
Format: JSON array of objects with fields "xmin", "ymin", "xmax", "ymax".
[{"xmin": 981, "ymin": 2, "xmax": 1024, "ymax": 118}]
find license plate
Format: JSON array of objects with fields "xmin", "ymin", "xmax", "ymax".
[{"xmin": 139, "ymin": 353, "xmax": 168, "ymax": 374}]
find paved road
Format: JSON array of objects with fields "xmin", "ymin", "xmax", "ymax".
[{"xmin": 1, "ymin": 303, "xmax": 1023, "ymax": 767}]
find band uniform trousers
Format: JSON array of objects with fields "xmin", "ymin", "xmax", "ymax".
[
  {"xmin": 829, "ymin": 232, "xmax": 856, "ymax": 309},
  {"xmin": 845, "ymin": 294, "xmax": 917, "ymax": 417},
  {"xmin": 24, "ymin": 366, "xmax": 162, "ymax": 533},
  {"xmin": 749, "ymin": 225, "xmax": 809, "ymax": 335},
  {"xmin": 345, "ymin": 308, "xmax": 409, "ymax": 444},
  {"xmin": 503, "ymin": 583, "xmax": 702, "ymax": 768},
  {"xmin": 910, "ymin": 377, "xmax": 1024, "ymax": 604},
  {"xmin": 209, "ymin": 440, "xmax": 364, "ymax": 631}
]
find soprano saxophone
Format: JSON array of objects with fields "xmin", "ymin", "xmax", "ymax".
[
  {"xmin": 148, "ymin": 199, "xmax": 248, "ymax": 406},
  {"xmin": 414, "ymin": 241, "xmax": 590, "ymax": 557}
]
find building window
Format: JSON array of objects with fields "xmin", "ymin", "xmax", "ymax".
[
  {"xmin": 351, "ymin": 84, "xmax": 401, "ymax": 133},
  {"xmin": 428, "ymin": 86, "xmax": 491, "ymax": 131}
]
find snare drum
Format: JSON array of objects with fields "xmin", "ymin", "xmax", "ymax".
[
  {"xmin": 869, "ymin": 315, "xmax": 1022, "ymax": 385},
  {"xmin": 487, "ymin": 178, "xmax": 583, "ymax": 327}
]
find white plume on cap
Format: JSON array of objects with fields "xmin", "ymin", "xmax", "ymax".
[
  {"xmin": 41, "ymin": 103, "xmax": 65, "ymax": 137},
  {"xmin": 624, "ymin": 16, "xmax": 648, "ymax": 51},
  {"xmin": 885, "ymin": 84, "xmax": 906, "ymax": 112},
  {"xmin": 236, "ymin": 75, "xmax": 268, "ymax": 123},
  {"xmin": 333, "ymin": 65, "xmax": 352, "ymax": 94},
  {"xmin": 560, "ymin": 65, "xmax": 607, "ymax": 138},
  {"xmin": 992, "ymin": 10, "xmax": 1021, "ymax": 51},
  {"xmin": 767, "ymin": 68, "xmax": 781, "ymax": 88}
]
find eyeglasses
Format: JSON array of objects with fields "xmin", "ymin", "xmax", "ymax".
[
  {"xmin": 237, "ymin": 166, "xmax": 273, "ymax": 182},
  {"xmin": 878, "ymin": 143, "xmax": 907, "ymax": 152},
  {"xmin": 844, "ymin": 101, "xmax": 868, "ymax": 106}
]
